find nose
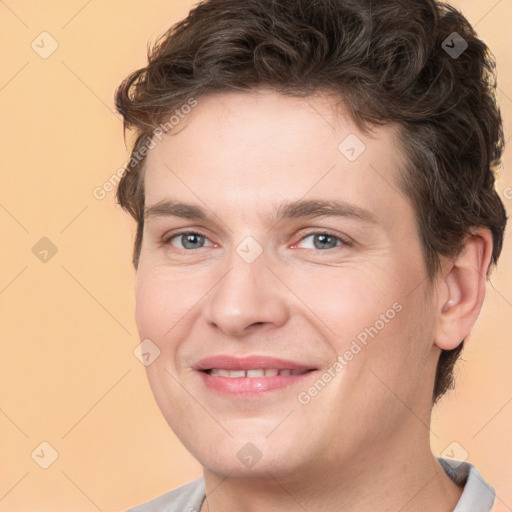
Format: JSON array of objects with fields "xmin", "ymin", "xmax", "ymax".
[{"xmin": 202, "ymin": 250, "xmax": 290, "ymax": 338}]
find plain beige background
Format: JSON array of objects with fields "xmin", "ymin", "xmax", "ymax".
[{"xmin": 0, "ymin": 0, "xmax": 511, "ymax": 510}]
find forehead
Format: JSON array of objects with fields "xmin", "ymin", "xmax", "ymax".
[{"xmin": 143, "ymin": 89, "xmax": 408, "ymax": 225}]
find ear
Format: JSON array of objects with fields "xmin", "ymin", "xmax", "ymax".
[{"xmin": 434, "ymin": 229, "xmax": 493, "ymax": 351}]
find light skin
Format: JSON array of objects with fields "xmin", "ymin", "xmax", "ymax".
[{"xmin": 135, "ymin": 88, "xmax": 493, "ymax": 511}]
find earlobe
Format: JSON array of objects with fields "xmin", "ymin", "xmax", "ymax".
[{"xmin": 434, "ymin": 229, "xmax": 493, "ymax": 351}]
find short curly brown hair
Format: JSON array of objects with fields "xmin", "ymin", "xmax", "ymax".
[{"xmin": 114, "ymin": 0, "xmax": 507, "ymax": 404}]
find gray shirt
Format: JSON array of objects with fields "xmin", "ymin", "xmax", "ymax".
[{"xmin": 127, "ymin": 457, "xmax": 495, "ymax": 512}]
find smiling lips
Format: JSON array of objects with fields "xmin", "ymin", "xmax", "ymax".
[
  {"xmin": 207, "ymin": 368, "xmax": 308, "ymax": 377},
  {"xmin": 195, "ymin": 355, "xmax": 316, "ymax": 396}
]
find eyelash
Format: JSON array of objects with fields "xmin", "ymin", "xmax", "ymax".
[{"xmin": 160, "ymin": 230, "xmax": 353, "ymax": 252}]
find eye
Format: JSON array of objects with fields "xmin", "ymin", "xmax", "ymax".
[
  {"xmin": 161, "ymin": 230, "xmax": 351, "ymax": 252},
  {"xmin": 164, "ymin": 231, "xmax": 215, "ymax": 250},
  {"xmin": 296, "ymin": 232, "xmax": 350, "ymax": 250}
]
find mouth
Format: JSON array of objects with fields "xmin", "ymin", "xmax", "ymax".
[
  {"xmin": 195, "ymin": 355, "xmax": 317, "ymax": 396},
  {"xmin": 204, "ymin": 368, "xmax": 310, "ymax": 377}
]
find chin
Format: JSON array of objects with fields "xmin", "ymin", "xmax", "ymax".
[
  {"xmin": 200, "ymin": 454, "xmax": 299, "ymax": 480},
  {"xmin": 183, "ymin": 433, "xmax": 313, "ymax": 480}
]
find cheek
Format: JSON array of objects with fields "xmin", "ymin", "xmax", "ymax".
[
  {"xmin": 354, "ymin": 293, "xmax": 436, "ymax": 402},
  {"xmin": 135, "ymin": 266, "xmax": 200, "ymax": 341},
  {"xmin": 288, "ymin": 263, "xmax": 404, "ymax": 348},
  {"xmin": 134, "ymin": 269, "xmax": 199, "ymax": 421},
  {"xmin": 307, "ymin": 262, "xmax": 434, "ymax": 386},
  {"xmin": 134, "ymin": 275, "xmax": 168, "ymax": 341}
]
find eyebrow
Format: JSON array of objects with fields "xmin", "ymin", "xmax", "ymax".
[{"xmin": 144, "ymin": 198, "xmax": 380, "ymax": 226}]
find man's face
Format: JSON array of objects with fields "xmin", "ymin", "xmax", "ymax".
[{"xmin": 136, "ymin": 89, "xmax": 441, "ymax": 479}]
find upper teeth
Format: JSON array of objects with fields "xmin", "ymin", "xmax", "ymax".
[{"xmin": 208, "ymin": 369, "xmax": 306, "ymax": 378}]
